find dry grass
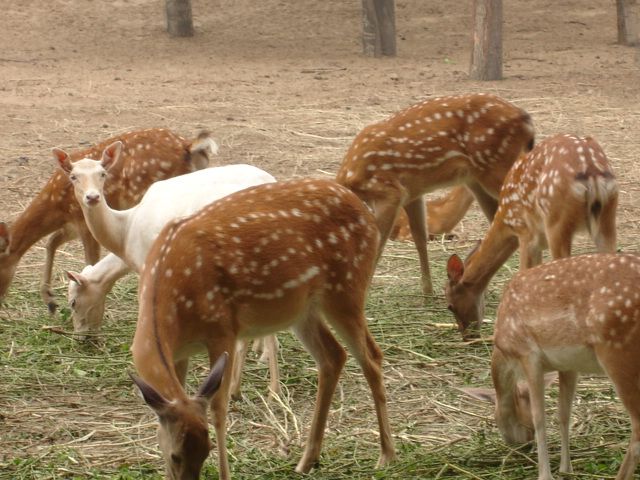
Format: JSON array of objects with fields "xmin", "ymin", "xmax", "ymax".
[
  {"xmin": 1, "ymin": 1, "xmax": 639, "ymax": 477},
  {"xmin": 0, "ymin": 230, "xmax": 637, "ymax": 479}
]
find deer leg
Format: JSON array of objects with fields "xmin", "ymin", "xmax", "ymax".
[
  {"xmin": 596, "ymin": 349, "xmax": 640, "ymax": 480},
  {"xmin": 404, "ymin": 196, "xmax": 433, "ymax": 296},
  {"xmin": 78, "ymin": 224, "xmax": 101, "ymax": 265},
  {"xmin": 325, "ymin": 298, "xmax": 396, "ymax": 468},
  {"xmin": 370, "ymin": 189, "xmax": 406, "ymax": 267},
  {"xmin": 558, "ymin": 371, "xmax": 578, "ymax": 475},
  {"xmin": 229, "ymin": 338, "xmax": 249, "ymax": 400},
  {"xmin": 41, "ymin": 225, "xmax": 78, "ymax": 314},
  {"xmin": 262, "ymin": 335, "xmax": 281, "ymax": 397},
  {"xmin": 174, "ymin": 358, "xmax": 190, "ymax": 387},
  {"xmin": 521, "ymin": 358, "xmax": 553, "ymax": 480},
  {"xmin": 594, "ymin": 201, "xmax": 617, "ymax": 253},
  {"xmin": 466, "ymin": 181, "xmax": 499, "ymax": 222},
  {"xmin": 545, "ymin": 218, "xmax": 573, "ymax": 260},
  {"xmin": 291, "ymin": 311, "xmax": 347, "ymax": 474},
  {"xmin": 207, "ymin": 338, "xmax": 237, "ymax": 480}
]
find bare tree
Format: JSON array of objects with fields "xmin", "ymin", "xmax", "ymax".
[
  {"xmin": 166, "ymin": 0, "xmax": 194, "ymax": 37},
  {"xmin": 362, "ymin": 0, "xmax": 396, "ymax": 57},
  {"xmin": 469, "ymin": 0, "xmax": 502, "ymax": 80},
  {"xmin": 617, "ymin": 0, "xmax": 640, "ymax": 45}
]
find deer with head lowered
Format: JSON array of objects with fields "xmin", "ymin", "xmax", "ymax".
[
  {"xmin": 0, "ymin": 128, "xmax": 217, "ymax": 312},
  {"xmin": 461, "ymin": 253, "xmax": 640, "ymax": 480},
  {"xmin": 54, "ymin": 144, "xmax": 280, "ymax": 398},
  {"xmin": 129, "ymin": 178, "xmax": 396, "ymax": 480},
  {"xmin": 446, "ymin": 134, "xmax": 618, "ymax": 339},
  {"xmin": 336, "ymin": 93, "xmax": 535, "ymax": 295}
]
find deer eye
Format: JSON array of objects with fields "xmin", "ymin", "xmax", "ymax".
[
  {"xmin": 171, "ymin": 453, "xmax": 182, "ymax": 465},
  {"xmin": 100, "ymin": 171, "xmax": 107, "ymax": 178},
  {"xmin": 69, "ymin": 175, "xmax": 77, "ymax": 181},
  {"xmin": 70, "ymin": 298, "xmax": 77, "ymax": 309}
]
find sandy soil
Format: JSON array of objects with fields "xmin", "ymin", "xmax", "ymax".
[{"xmin": 1, "ymin": 0, "xmax": 639, "ymax": 476}]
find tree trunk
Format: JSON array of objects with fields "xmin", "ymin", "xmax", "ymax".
[
  {"xmin": 362, "ymin": 0, "xmax": 396, "ymax": 57},
  {"xmin": 166, "ymin": 0, "xmax": 194, "ymax": 37},
  {"xmin": 617, "ymin": 0, "xmax": 640, "ymax": 45},
  {"xmin": 469, "ymin": 0, "xmax": 503, "ymax": 80}
]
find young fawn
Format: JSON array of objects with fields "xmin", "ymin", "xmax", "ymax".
[
  {"xmin": 462, "ymin": 253, "xmax": 640, "ymax": 480},
  {"xmin": 336, "ymin": 92, "xmax": 535, "ymax": 295},
  {"xmin": 54, "ymin": 143, "xmax": 279, "ymax": 397},
  {"xmin": 0, "ymin": 128, "xmax": 216, "ymax": 312},
  {"xmin": 130, "ymin": 178, "xmax": 396, "ymax": 480},
  {"xmin": 446, "ymin": 134, "xmax": 618, "ymax": 339}
]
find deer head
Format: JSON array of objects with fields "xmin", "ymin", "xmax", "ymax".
[
  {"xmin": 131, "ymin": 353, "xmax": 228, "ymax": 480},
  {"xmin": 53, "ymin": 141, "xmax": 123, "ymax": 208},
  {"xmin": 445, "ymin": 254, "xmax": 484, "ymax": 339}
]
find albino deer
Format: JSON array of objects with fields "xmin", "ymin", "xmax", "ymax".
[
  {"xmin": 446, "ymin": 134, "xmax": 618, "ymax": 339},
  {"xmin": 0, "ymin": 128, "xmax": 216, "ymax": 312},
  {"xmin": 130, "ymin": 178, "xmax": 396, "ymax": 480},
  {"xmin": 336, "ymin": 93, "xmax": 535, "ymax": 295},
  {"xmin": 55, "ymin": 146, "xmax": 280, "ymax": 398},
  {"xmin": 390, "ymin": 185, "xmax": 474, "ymax": 241},
  {"xmin": 461, "ymin": 253, "xmax": 640, "ymax": 480}
]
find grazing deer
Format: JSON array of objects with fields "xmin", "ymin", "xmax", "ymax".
[
  {"xmin": 336, "ymin": 93, "xmax": 535, "ymax": 295},
  {"xmin": 0, "ymin": 128, "xmax": 217, "ymax": 312},
  {"xmin": 390, "ymin": 185, "xmax": 474, "ymax": 241},
  {"xmin": 446, "ymin": 134, "xmax": 618, "ymax": 339},
  {"xmin": 55, "ymin": 146, "xmax": 280, "ymax": 398},
  {"xmin": 461, "ymin": 253, "xmax": 640, "ymax": 480},
  {"xmin": 130, "ymin": 178, "xmax": 396, "ymax": 480}
]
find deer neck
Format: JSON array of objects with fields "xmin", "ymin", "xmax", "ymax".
[
  {"xmin": 80, "ymin": 201, "xmax": 130, "ymax": 260},
  {"xmin": 491, "ymin": 348, "xmax": 522, "ymax": 421},
  {"xmin": 462, "ymin": 218, "xmax": 519, "ymax": 292},
  {"xmin": 131, "ymin": 276, "xmax": 190, "ymax": 403},
  {"xmin": 6, "ymin": 187, "xmax": 72, "ymax": 259}
]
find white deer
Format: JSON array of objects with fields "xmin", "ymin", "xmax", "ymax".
[
  {"xmin": 461, "ymin": 253, "xmax": 640, "ymax": 480},
  {"xmin": 54, "ymin": 141, "xmax": 280, "ymax": 398}
]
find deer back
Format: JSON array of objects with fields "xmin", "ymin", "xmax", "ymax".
[
  {"xmin": 336, "ymin": 93, "xmax": 535, "ymax": 201},
  {"xmin": 497, "ymin": 134, "xmax": 617, "ymax": 234}
]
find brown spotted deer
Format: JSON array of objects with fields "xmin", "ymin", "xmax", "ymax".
[
  {"xmin": 336, "ymin": 93, "xmax": 535, "ymax": 296},
  {"xmin": 129, "ymin": 178, "xmax": 396, "ymax": 480},
  {"xmin": 390, "ymin": 185, "xmax": 474, "ymax": 241},
  {"xmin": 446, "ymin": 134, "xmax": 618, "ymax": 339},
  {"xmin": 461, "ymin": 253, "xmax": 640, "ymax": 480},
  {"xmin": 0, "ymin": 128, "xmax": 217, "ymax": 312}
]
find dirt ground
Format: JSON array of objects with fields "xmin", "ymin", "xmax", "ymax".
[{"xmin": 1, "ymin": 0, "xmax": 639, "ymax": 477}]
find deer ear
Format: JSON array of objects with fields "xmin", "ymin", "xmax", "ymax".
[
  {"xmin": 197, "ymin": 352, "xmax": 228, "ymax": 400},
  {"xmin": 101, "ymin": 141, "xmax": 123, "ymax": 170},
  {"xmin": 66, "ymin": 270, "xmax": 87, "ymax": 287},
  {"xmin": 447, "ymin": 254, "xmax": 465, "ymax": 283},
  {"xmin": 52, "ymin": 148, "xmax": 73, "ymax": 173},
  {"xmin": 129, "ymin": 372, "xmax": 170, "ymax": 414},
  {"xmin": 458, "ymin": 386, "xmax": 497, "ymax": 404}
]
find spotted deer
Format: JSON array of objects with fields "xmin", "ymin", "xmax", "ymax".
[
  {"xmin": 446, "ymin": 134, "xmax": 618, "ymax": 339},
  {"xmin": 390, "ymin": 185, "xmax": 474, "ymax": 241},
  {"xmin": 461, "ymin": 253, "xmax": 640, "ymax": 480},
  {"xmin": 0, "ymin": 128, "xmax": 217, "ymax": 312},
  {"xmin": 336, "ymin": 93, "xmax": 535, "ymax": 295},
  {"xmin": 130, "ymin": 178, "xmax": 396, "ymax": 480},
  {"xmin": 55, "ymin": 146, "xmax": 280, "ymax": 398}
]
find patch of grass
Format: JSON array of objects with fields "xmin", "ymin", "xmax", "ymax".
[{"xmin": 0, "ymin": 238, "xmax": 636, "ymax": 479}]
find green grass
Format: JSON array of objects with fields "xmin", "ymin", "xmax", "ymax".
[{"xmin": 0, "ymin": 239, "xmax": 635, "ymax": 479}]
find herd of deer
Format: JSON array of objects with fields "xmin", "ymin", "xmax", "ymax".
[{"xmin": 0, "ymin": 92, "xmax": 637, "ymax": 480}]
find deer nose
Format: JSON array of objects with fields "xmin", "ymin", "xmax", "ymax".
[{"xmin": 85, "ymin": 193, "xmax": 101, "ymax": 205}]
